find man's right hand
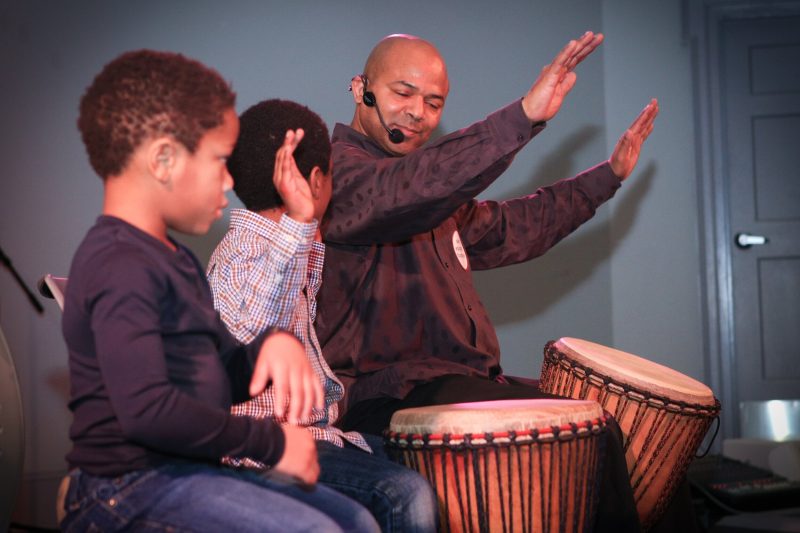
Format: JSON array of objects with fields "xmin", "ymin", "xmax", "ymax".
[
  {"xmin": 273, "ymin": 129, "xmax": 315, "ymax": 223},
  {"xmin": 273, "ymin": 424, "xmax": 320, "ymax": 485},
  {"xmin": 522, "ymin": 31, "xmax": 604, "ymax": 124}
]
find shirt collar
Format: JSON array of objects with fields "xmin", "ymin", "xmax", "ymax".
[{"xmin": 332, "ymin": 123, "xmax": 393, "ymax": 158}]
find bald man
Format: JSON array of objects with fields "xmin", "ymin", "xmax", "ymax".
[
  {"xmin": 317, "ymin": 33, "xmax": 670, "ymax": 531},
  {"xmin": 318, "ymin": 31, "xmax": 656, "ymax": 426}
]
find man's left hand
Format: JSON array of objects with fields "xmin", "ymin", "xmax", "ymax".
[{"xmin": 609, "ymin": 99, "xmax": 659, "ymax": 180}]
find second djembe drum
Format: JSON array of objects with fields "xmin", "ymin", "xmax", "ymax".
[
  {"xmin": 385, "ymin": 399, "xmax": 607, "ymax": 533},
  {"xmin": 539, "ymin": 337, "xmax": 720, "ymax": 530}
]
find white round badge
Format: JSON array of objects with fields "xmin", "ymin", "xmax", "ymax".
[{"xmin": 452, "ymin": 230, "xmax": 469, "ymax": 270}]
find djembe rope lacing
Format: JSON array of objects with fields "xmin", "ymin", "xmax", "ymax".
[
  {"xmin": 386, "ymin": 416, "xmax": 607, "ymax": 533},
  {"xmin": 540, "ymin": 340, "xmax": 721, "ymax": 530}
]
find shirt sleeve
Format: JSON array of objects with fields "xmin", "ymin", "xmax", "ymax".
[
  {"xmin": 88, "ymin": 250, "xmax": 286, "ymax": 466},
  {"xmin": 453, "ymin": 161, "xmax": 622, "ymax": 270},
  {"xmin": 209, "ymin": 214, "xmax": 318, "ymax": 344},
  {"xmin": 307, "ymin": 241, "xmax": 325, "ymax": 322},
  {"xmin": 216, "ymin": 319, "xmax": 276, "ymax": 405},
  {"xmin": 325, "ymin": 100, "xmax": 545, "ymax": 244}
]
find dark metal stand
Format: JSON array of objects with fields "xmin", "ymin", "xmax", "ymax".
[{"xmin": 0, "ymin": 245, "xmax": 43, "ymax": 314}]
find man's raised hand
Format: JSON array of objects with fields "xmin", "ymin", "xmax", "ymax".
[
  {"xmin": 522, "ymin": 31, "xmax": 604, "ymax": 124},
  {"xmin": 609, "ymin": 99, "xmax": 659, "ymax": 180}
]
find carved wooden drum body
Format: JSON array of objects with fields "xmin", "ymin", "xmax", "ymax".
[
  {"xmin": 540, "ymin": 337, "xmax": 720, "ymax": 529},
  {"xmin": 386, "ymin": 399, "xmax": 607, "ymax": 533}
]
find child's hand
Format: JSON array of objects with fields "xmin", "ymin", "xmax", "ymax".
[
  {"xmin": 273, "ymin": 424, "xmax": 319, "ymax": 485},
  {"xmin": 249, "ymin": 330, "xmax": 324, "ymax": 424},
  {"xmin": 273, "ymin": 129, "xmax": 315, "ymax": 223}
]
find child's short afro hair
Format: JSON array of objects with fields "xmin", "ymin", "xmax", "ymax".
[
  {"xmin": 227, "ymin": 99, "xmax": 330, "ymax": 212},
  {"xmin": 78, "ymin": 49, "xmax": 235, "ymax": 179}
]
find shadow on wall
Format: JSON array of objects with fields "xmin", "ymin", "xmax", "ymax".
[
  {"xmin": 505, "ymin": 125, "xmax": 602, "ymax": 201},
  {"xmin": 475, "ymin": 155, "xmax": 656, "ymax": 326}
]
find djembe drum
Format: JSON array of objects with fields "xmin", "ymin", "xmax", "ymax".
[
  {"xmin": 539, "ymin": 337, "xmax": 720, "ymax": 530},
  {"xmin": 385, "ymin": 399, "xmax": 607, "ymax": 533}
]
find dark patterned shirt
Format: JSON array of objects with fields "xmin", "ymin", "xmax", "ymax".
[{"xmin": 316, "ymin": 100, "xmax": 621, "ymax": 409}]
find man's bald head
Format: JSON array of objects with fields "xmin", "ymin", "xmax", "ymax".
[
  {"xmin": 363, "ymin": 34, "xmax": 448, "ymax": 88},
  {"xmin": 351, "ymin": 34, "xmax": 450, "ymax": 156}
]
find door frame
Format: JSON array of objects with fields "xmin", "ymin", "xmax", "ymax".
[{"xmin": 685, "ymin": 0, "xmax": 800, "ymax": 441}]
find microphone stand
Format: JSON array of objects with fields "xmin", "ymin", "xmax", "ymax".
[{"xmin": 0, "ymin": 245, "xmax": 44, "ymax": 314}]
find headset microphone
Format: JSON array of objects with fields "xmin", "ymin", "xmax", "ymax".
[{"xmin": 361, "ymin": 84, "xmax": 405, "ymax": 144}]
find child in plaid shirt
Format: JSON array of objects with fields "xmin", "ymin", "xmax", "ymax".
[{"xmin": 208, "ymin": 99, "xmax": 438, "ymax": 532}]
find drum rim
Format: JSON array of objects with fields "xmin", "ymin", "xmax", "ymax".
[
  {"xmin": 552, "ymin": 337, "xmax": 715, "ymax": 403},
  {"xmin": 387, "ymin": 398, "xmax": 604, "ymax": 437},
  {"xmin": 385, "ymin": 415, "xmax": 608, "ymax": 449},
  {"xmin": 544, "ymin": 341, "xmax": 721, "ymax": 414}
]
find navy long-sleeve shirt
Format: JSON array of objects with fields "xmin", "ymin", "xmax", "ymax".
[
  {"xmin": 316, "ymin": 100, "xmax": 621, "ymax": 409},
  {"xmin": 64, "ymin": 216, "xmax": 285, "ymax": 476}
]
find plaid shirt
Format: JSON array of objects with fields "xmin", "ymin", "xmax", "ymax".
[{"xmin": 207, "ymin": 209, "xmax": 370, "ymax": 469}]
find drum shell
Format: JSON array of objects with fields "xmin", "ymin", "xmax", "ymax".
[
  {"xmin": 539, "ymin": 340, "xmax": 720, "ymax": 530},
  {"xmin": 386, "ymin": 401, "xmax": 607, "ymax": 533}
]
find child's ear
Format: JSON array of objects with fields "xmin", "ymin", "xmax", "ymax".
[
  {"xmin": 309, "ymin": 166, "xmax": 324, "ymax": 199},
  {"xmin": 148, "ymin": 139, "xmax": 177, "ymax": 186}
]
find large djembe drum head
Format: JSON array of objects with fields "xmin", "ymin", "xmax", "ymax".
[
  {"xmin": 540, "ymin": 337, "xmax": 720, "ymax": 530},
  {"xmin": 386, "ymin": 399, "xmax": 607, "ymax": 533}
]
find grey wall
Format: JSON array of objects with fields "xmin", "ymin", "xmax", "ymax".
[
  {"xmin": 603, "ymin": 0, "xmax": 705, "ymax": 376},
  {"xmin": 0, "ymin": 0, "xmax": 704, "ymax": 527}
]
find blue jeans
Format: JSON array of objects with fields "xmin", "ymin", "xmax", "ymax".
[
  {"xmin": 317, "ymin": 433, "xmax": 438, "ymax": 532},
  {"xmin": 61, "ymin": 462, "xmax": 379, "ymax": 532}
]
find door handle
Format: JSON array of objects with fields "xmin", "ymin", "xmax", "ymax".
[{"xmin": 735, "ymin": 232, "xmax": 768, "ymax": 249}]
